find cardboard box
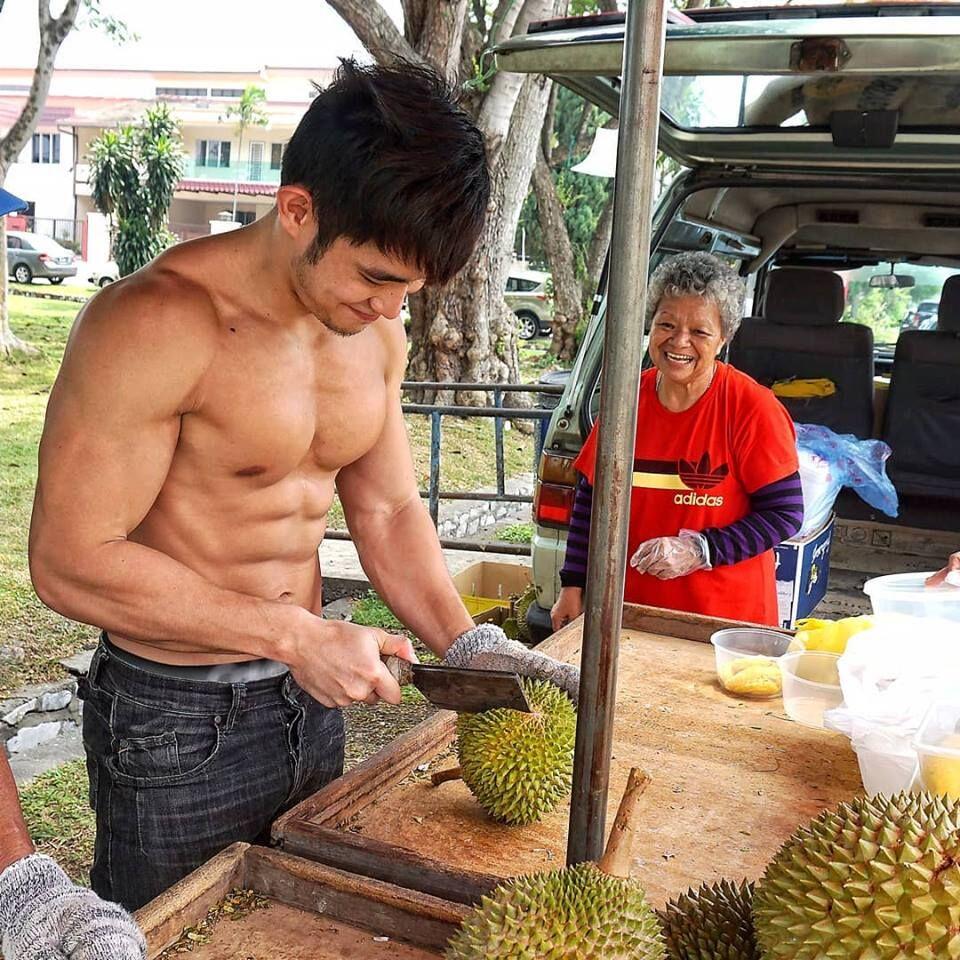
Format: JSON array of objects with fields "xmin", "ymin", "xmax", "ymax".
[
  {"xmin": 451, "ymin": 561, "xmax": 532, "ymax": 624},
  {"xmin": 774, "ymin": 514, "xmax": 835, "ymax": 629}
]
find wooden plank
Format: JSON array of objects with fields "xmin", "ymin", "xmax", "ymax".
[
  {"xmin": 279, "ymin": 821, "xmax": 501, "ymax": 905},
  {"xmin": 138, "ymin": 844, "xmax": 468, "ymax": 958},
  {"xmin": 136, "ymin": 843, "xmax": 247, "ymax": 956},
  {"xmin": 832, "ymin": 518, "xmax": 955, "ymax": 572},
  {"xmin": 272, "ymin": 620, "xmax": 584, "ymax": 840},
  {"xmin": 278, "ymin": 622, "xmax": 862, "ymax": 909},
  {"xmin": 621, "ymin": 604, "xmax": 789, "ymax": 643},
  {"xmin": 243, "ymin": 846, "xmax": 469, "ymax": 951}
]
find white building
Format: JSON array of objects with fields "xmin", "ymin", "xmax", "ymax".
[{"xmin": 0, "ymin": 64, "xmax": 331, "ymax": 256}]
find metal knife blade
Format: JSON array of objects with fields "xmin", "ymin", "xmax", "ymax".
[{"xmin": 382, "ymin": 656, "xmax": 531, "ymax": 713}]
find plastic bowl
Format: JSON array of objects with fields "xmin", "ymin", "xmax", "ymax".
[
  {"xmin": 779, "ymin": 651, "xmax": 843, "ymax": 729},
  {"xmin": 913, "ymin": 700, "xmax": 960, "ymax": 801},
  {"xmin": 710, "ymin": 628, "xmax": 799, "ymax": 700},
  {"xmin": 863, "ymin": 572, "xmax": 960, "ymax": 622}
]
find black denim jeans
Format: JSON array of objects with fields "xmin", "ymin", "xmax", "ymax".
[{"xmin": 78, "ymin": 638, "xmax": 344, "ymax": 911}]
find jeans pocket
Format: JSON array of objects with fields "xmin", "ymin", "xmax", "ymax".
[{"xmin": 107, "ymin": 697, "xmax": 222, "ymax": 787}]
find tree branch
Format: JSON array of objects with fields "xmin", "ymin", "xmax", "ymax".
[
  {"xmin": 324, "ymin": 0, "xmax": 425, "ymax": 66},
  {"xmin": 0, "ymin": 0, "xmax": 81, "ymax": 168},
  {"xmin": 418, "ymin": 0, "xmax": 469, "ymax": 80}
]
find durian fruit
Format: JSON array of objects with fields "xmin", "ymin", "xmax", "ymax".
[
  {"xmin": 658, "ymin": 879, "xmax": 760, "ymax": 960},
  {"xmin": 445, "ymin": 768, "xmax": 666, "ymax": 960},
  {"xmin": 453, "ymin": 677, "xmax": 575, "ymax": 825},
  {"xmin": 754, "ymin": 791, "xmax": 960, "ymax": 959}
]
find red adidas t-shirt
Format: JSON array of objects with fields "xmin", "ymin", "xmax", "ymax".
[{"xmin": 573, "ymin": 363, "xmax": 797, "ymax": 625}]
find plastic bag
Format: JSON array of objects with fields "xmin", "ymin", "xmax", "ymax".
[
  {"xmin": 823, "ymin": 615, "xmax": 960, "ymax": 795},
  {"xmin": 794, "ymin": 423, "xmax": 899, "ymax": 538}
]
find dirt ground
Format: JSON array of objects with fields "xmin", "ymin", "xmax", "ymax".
[{"xmin": 342, "ymin": 700, "xmax": 435, "ymax": 770}]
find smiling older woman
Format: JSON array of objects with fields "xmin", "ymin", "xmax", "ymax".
[{"xmin": 552, "ymin": 252, "xmax": 803, "ymax": 628}]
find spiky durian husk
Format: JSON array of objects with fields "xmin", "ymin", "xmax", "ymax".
[
  {"xmin": 658, "ymin": 879, "xmax": 760, "ymax": 960},
  {"xmin": 445, "ymin": 863, "xmax": 667, "ymax": 960},
  {"xmin": 456, "ymin": 678, "xmax": 575, "ymax": 825},
  {"xmin": 512, "ymin": 584, "xmax": 537, "ymax": 643},
  {"xmin": 754, "ymin": 791, "xmax": 960, "ymax": 959}
]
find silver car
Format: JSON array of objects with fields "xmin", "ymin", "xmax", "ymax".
[
  {"xmin": 6, "ymin": 230, "xmax": 77, "ymax": 284},
  {"xmin": 505, "ymin": 266, "xmax": 553, "ymax": 340}
]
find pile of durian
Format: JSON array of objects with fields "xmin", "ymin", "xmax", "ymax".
[{"xmin": 444, "ymin": 778, "xmax": 960, "ymax": 959}]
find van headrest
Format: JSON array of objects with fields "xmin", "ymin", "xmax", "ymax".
[
  {"xmin": 765, "ymin": 268, "xmax": 844, "ymax": 326},
  {"xmin": 938, "ymin": 275, "xmax": 960, "ymax": 333}
]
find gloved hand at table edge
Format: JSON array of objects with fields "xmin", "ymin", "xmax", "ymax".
[
  {"xmin": 630, "ymin": 529, "xmax": 711, "ymax": 580},
  {"xmin": 444, "ymin": 623, "xmax": 580, "ymax": 705},
  {"xmin": 0, "ymin": 853, "xmax": 146, "ymax": 960}
]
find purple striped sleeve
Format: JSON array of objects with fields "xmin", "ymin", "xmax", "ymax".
[
  {"xmin": 703, "ymin": 471, "xmax": 804, "ymax": 567},
  {"xmin": 559, "ymin": 476, "xmax": 593, "ymax": 588}
]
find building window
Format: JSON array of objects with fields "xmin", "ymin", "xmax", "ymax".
[
  {"xmin": 211, "ymin": 88, "xmax": 243, "ymax": 98},
  {"xmin": 196, "ymin": 139, "xmax": 231, "ymax": 168},
  {"xmin": 270, "ymin": 143, "xmax": 284, "ymax": 170},
  {"xmin": 31, "ymin": 133, "xmax": 60, "ymax": 164},
  {"xmin": 156, "ymin": 86, "xmax": 208, "ymax": 98},
  {"xmin": 235, "ymin": 211, "xmax": 256, "ymax": 226}
]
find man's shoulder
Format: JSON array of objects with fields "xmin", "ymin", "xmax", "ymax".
[{"xmin": 78, "ymin": 255, "xmax": 221, "ymax": 348}]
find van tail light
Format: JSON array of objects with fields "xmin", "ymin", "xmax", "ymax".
[
  {"xmin": 535, "ymin": 482, "xmax": 575, "ymax": 528},
  {"xmin": 534, "ymin": 452, "xmax": 579, "ymax": 529},
  {"xmin": 38, "ymin": 253, "xmax": 49, "ymax": 262}
]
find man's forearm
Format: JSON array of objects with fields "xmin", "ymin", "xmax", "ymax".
[
  {"xmin": 30, "ymin": 537, "xmax": 309, "ymax": 664},
  {"xmin": 349, "ymin": 497, "xmax": 473, "ymax": 657},
  {"xmin": 0, "ymin": 755, "xmax": 33, "ymax": 875}
]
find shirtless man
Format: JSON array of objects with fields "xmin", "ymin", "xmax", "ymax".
[
  {"xmin": 0, "ymin": 754, "xmax": 144, "ymax": 959},
  {"xmin": 28, "ymin": 60, "xmax": 579, "ymax": 912}
]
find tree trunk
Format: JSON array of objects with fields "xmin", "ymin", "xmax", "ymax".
[
  {"xmin": 407, "ymin": 71, "xmax": 554, "ymax": 404},
  {"xmin": 329, "ymin": 0, "xmax": 565, "ymax": 402},
  {"xmin": 0, "ymin": 0, "xmax": 81, "ymax": 357},
  {"xmin": 532, "ymin": 150, "xmax": 581, "ymax": 361},
  {"xmin": 584, "ymin": 180, "xmax": 614, "ymax": 300}
]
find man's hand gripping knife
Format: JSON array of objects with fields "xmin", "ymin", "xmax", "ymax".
[
  {"xmin": 443, "ymin": 622, "xmax": 580, "ymax": 705},
  {"xmin": 0, "ymin": 854, "xmax": 146, "ymax": 960}
]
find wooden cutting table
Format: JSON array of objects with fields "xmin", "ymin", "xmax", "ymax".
[{"xmin": 271, "ymin": 604, "xmax": 863, "ymax": 910}]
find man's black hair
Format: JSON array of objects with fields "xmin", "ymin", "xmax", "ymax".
[{"xmin": 282, "ymin": 58, "xmax": 490, "ymax": 286}]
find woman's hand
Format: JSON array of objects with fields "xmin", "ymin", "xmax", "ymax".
[
  {"xmin": 927, "ymin": 552, "xmax": 960, "ymax": 588},
  {"xmin": 551, "ymin": 586, "xmax": 584, "ymax": 632},
  {"xmin": 630, "ymin": 531, "xmax": 710, "ymax": 580}
]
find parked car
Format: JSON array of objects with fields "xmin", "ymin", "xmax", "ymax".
[
  {"xmin": 87, "ymin": 260, "xmax": 119, "ymax": 287},
  {"xmin": 900, "ymin": 301, "xmax": 939, "ymax": 331},
  {"xmin": 505, "ymin": 265, "xmax": 552, "ymax": 340},
  {"xmin": 5, "ymin": 230, "xmax": 77, "ymax": 284},
  {"xmin": 495, "ymin": 3, "xmax": 960, "ymax": 641}
]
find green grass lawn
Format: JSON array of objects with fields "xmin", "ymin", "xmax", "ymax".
[
  {"xmin": 0, "ymin": 295, "xmax": 548, "ymax": 696},
  {"xmin": 18, "ymin": 759, "xmax": 94, "ymax": 885},
  {"xmin": 1, "ymin": 296, "xmax": 98, "ymax": 696}
]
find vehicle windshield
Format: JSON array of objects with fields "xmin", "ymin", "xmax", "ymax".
[
  {"xmin": 839, "ymin": 262, "xmax": 959, "ymax": 345},
  {"xmin": 662, "ymin": 74, "xmax": 960, "ymax": 130}
]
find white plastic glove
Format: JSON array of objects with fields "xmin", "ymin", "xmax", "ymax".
[
  {"xmin": 444, "ymin": 623, "xmax": 580, "ymax": 704},
  {"xmin": 629, "ymin": 530, "xmax": 711, "ymax": 580},
  {"xmin": 0, "ymin": 854, "xmax": 146, "ymax": 960}
]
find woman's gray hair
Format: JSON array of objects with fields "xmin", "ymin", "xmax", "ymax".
[{"xmin": 645, "ymin": 252, "xmax": 746, "ymax": 341}]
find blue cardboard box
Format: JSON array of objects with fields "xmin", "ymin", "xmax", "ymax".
[{"xmin": 774, "ymin": 514, "xmax": 835, "ymax": 629}]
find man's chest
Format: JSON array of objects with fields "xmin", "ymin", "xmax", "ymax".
[{"xmin": 178, "ymin": 334, "xmax": 390, "ymax": 481}]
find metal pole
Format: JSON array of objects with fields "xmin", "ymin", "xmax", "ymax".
[
  {"xmin": 494, "ymin": 387, "xmax": 505, "ymax": 497},
  {"xmin": 429, "ymin": 410, "xmax": 442, "ymax": 527},
  {"xmin": 567, "ymin": 0, "xmax": 668, "ymax": 867}
]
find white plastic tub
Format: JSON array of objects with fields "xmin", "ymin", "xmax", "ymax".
[
  {"xmin": 913, "ymin": 699, "xmax": 960, "ymax": 801},
  {"xmin": 863, "ymin": 572, "xmax": 960, "ymax": 622},
  {"xmin": 779, "ymin": 651, "xmax": 843, "ymax": 729}
]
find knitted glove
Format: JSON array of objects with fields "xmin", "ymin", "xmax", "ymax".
[
  {"xmin": 0, "ymin": 854, "xmax": 146, "ymax": 960},
  {"xmin": 444, "ymin": 623, "xmax": 580, "ymax": 704},
  {"xmin": 630, "ymin": 530, "xmax": 711, "ymax": 580}
]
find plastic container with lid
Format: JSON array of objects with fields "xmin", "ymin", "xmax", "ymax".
[
  {"xmin": 863, "ymin": 572, "xmax": 960, "ymax": 622},
  {"xmin": 779, "ymin": 651, "xmax": 843, "ymax": 729},
  {"xmin": 710, "ymin": 628, "xmax": 800, "ymax": 700},
  {"xmin": 914, "ymin": 699, "xmax": 960, "ymax": 801}
]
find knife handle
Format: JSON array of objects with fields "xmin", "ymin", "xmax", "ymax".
[{"xmin": 382, "ymin": 655, "xmax": 414, "ymax": 687}]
